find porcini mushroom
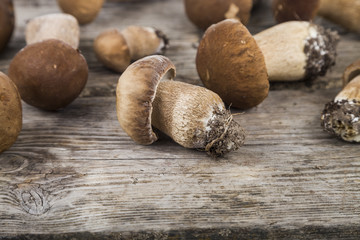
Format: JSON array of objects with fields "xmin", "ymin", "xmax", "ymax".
[
  {"xmin": 321, "ymin": 60, "xmax": 360, "ymax": 142},
  {"xmin": 318, "ymin": 0, "xmax": 360, "ymax": 33},
  {"xmin": 254, "ymin": 21, "xmax": 339, "ymax": 82},
  {"xmin": 8, "ymin": 39, "xmax": 88, "ymax": 111},
  {"xmin": 272, "ymin": 0, "xmax": 320, "ymax": 23},
  {"xmin": 116, "ymin": 55, "xmax": 245, "ymax": 157},
  {"xmin": 57, "ymin": 0, "xmax": 104, "ymax": 25},
  {"xmin": 0, "ymin": 72, "xmax": 22, "ymax": 153},
  {"xmin": 196, "ymin": 19, "xmax": 269, "ymax": 109},
  {"xmin": 26, "ymin": 13, "xmax": 80, "ymax": 49},
  {"xmin": 0, "ymin": 0, "xmax": 14, "ymax": 52},
  {"xmin": 184, "ymin": 0, "xmax": 253, "ymax": 30},
  {"xmin": 94, "ymin": 26, "xmax": 169, "ymax": 72}
]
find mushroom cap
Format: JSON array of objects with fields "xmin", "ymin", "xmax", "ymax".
[
  {"xmin": 184, "ymin": 0, "xmax": 253, "ymax": 30},
  {"xmin": 272, "ymin": 0, "xmax": 320, "ymax": 23},
  {"xmin": 343, "ymin": 59, "xmax": 360, "ymax": 87},
  {"xmin": 57, "ymin": 0, "xmax": 104, "ymax": 25},
  {"xmin": 26, "ymin": 13, "xmax": 80, "ymax": 49},
  {"xmin": 94, "ymin": 28, "xmax": 131, "ymax": 73},
  {"xmin": 196, "ymin": 19, "xmax": 269, "ymax": 109},
  {"xmin": 8, "ymin": 39, "xmax": 88, "ymax": 111},
  {"xmin": 0, "ymin": 72, "xmax": 22, "ymax": 153},
  {"xmin": 0, "ymin": 0, "xmax": 14, "ymax": 52},
  {"xmin": 116, "ymin": 55, "xmax": 176, "ymax": 145},
  {"xmin": 121, "ymin": 26, "xmax": 169, "ymax": 61}
]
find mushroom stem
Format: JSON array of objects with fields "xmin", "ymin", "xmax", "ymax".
[
  {"xmin": 152, "ymin": 80, "xmax": 245, "ymax": 157},
  {"xmin": 335, "ymin": 76, "xmax": 360, "ymax": 102},
  {"xmin": 318, "ymin": 0, "xmax": 360, "ymax": 33},
  {"xmin": 254, "ymin": 21, "xmax": 339, "ymax": 82}
]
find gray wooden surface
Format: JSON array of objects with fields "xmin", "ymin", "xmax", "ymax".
[{"xmin": 1, "ymin": 0, "xmax": 360, "ymax": 239}]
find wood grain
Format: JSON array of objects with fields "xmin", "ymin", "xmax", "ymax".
[{"xmin": 1, "ymin": 0, "xmax": 360, "ymax": 239}]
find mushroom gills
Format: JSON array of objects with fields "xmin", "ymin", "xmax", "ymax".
[
  {"xmin": 321, "ymin": 75, "xmax": 360, "ymax": 142},
  {"xmin": 151, "ymin": 80, "xmax": 245, "ymax": 157}
]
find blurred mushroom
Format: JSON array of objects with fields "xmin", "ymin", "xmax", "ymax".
[
  {"xmin": 321, "ymin": 60, "xmax": 360, "ymax": 142},
  {"xmin": 254, "ymin": 21, "xmax": 339, "ymax": 82},
  {"xmin": 116, "ymin": 55, "xmax": 245, "ymax": 157},
  {"xmin": 26, "ymin": 13, "xmax": 80, "ymax": 49},
  {"xmin": 196, "ymin": 19, "xmax": 269, "ymax": 109},
  {"xmin": 0, "ymin": 72, "xmax": 22, "ymax": 153},
  {"xmin": 272, "ymin": 0, "xmax": 320, "ymax": 23},
  {"xmin": 0, "ymin": 0, "xmax": 14, "ymax": 52},
  {"xmin": 57, "ymin": 0, "xmax": 104, "ymax": 25},
  {"xmin": 318, "ymin": 0, "xmax": 360, "ymax": 33},
  {"xmin": 94, "ymin": 26, "xmax": 168, "ymax": 72},
  {"xmin": 184, "ymin": 0, "xmax": 253, "ymax": 30}
]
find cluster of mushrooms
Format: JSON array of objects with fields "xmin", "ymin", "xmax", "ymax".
[{"xmin": 0, "ymin": 0, "xmax": 360, "ymax": 157}]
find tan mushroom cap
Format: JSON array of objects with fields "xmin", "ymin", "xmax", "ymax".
[
  {"xmin": 116, "ymin": 55, "xmax": 176, "ymax": 145},
  {"xmin": 272, "ymin": 0, "xmax": 320, "ymax": 23},
  {"xmin": 342, "ymin": 59, "xmax": 360, "ymax": 87},
  {"xmin": 196, "ymin": 19, "xmax": 269, "ymax": 109},
  {"xmin": 57, "ymin": 0, "xmax": 104, "ymax": 25},
  {"xmin": 93, "ymin": 28, "xmax": 131, "ymax": 73},
  {"xmin": 0, "ymin": 0, "xmax": 14, "ymax": 52},
  {"xmin": 184, "ymin": 0, "xmax": 253, "ymax": 30}
]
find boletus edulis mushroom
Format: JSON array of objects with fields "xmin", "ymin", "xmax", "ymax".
[
  {"xmin": 184, "ymin": 0, "xmax": 253, "ymax": 30},
  {"xmin": 254, "ymin": 21, "xmax": 339, "ymax": 82},
  {"xmin": 94, "ymin": 26, "xmax": 169, "ymax": 72},
  {"xmin": 272, "ymin": 0, "xmax": 320, "ymax": 23},
  {"xmin": 57, "ymin": 0, "xmax": 104, "ymax": 25},
  {"xmin": 0, "ymin": 0, "xmax": 15, "ymax": 52},
  {"xmin": 196, "ymin": 19, "xmax": 269, "ymax": 110},
  {"xmin": 8, "ymin": 39, "xmax": 88, "ymax": 111},
  {"xmin": 116, "ymin": 55, "xmax": 245, "ymax": 157},
  {"xmin": 0, "ymin": 72, "xmax": 22, "ymax": 153},
  {"xmin": 26, "ymin": 13, "xmax": 80, "ymax": 49},
  {"xmin": 321, "ymin": 60, "xmax": 360, "ymax": 142}
]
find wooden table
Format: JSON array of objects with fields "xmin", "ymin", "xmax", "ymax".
[{"xmin": 1, "ymin": 0, "xmax": 360, "ymax": 239}]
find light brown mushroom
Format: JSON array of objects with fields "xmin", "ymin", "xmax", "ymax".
[
  {"xmin": 272, "ymin": 0, "xmax": 320, "ymax": 23},
  {"xmin": 196, "ymin": 19, "xmax": 269, "ymax": 110},
  {"xmin": 318, "ymin": 0, "xmax": 360, "ymax": 33},
  {"xmin": 184, "ymin": 0, "xmax": 253, "ymax": 30},
  {"xmin": 0, "ymin": 0, "xmax": 15, "ymax": 52},
  {"xmin": 0, "ymin": 72, "xmax": 22, "ymax": 153},
  {"xmin": 94, "ymin": 26, "xmax": 169, "ymax": 73},
  {"xmin": 254, "ymin": 21, "xmax": 339, "ymax": 82},
  {"xmin": 116, "ymin": 55, "xmax": 245, "ymax": 157},
  {"xmin": 57, "ymin": 0, "xmax": 104, "ymax": 25},
  {"xmin": 26, "ymin": 13, "xmax": 80, "ymax": 49},
  {"xmin": 321, "ymin": 60, "xmax": 360, "ymax": 142}
]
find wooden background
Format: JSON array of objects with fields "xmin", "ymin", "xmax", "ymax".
[{"xmin": 1, "ymin": 0, "xmax": 360, "ymax": 239}]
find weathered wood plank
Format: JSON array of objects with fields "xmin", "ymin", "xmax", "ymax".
[{"xmin": 1, "ymin": 0, "xmax": 360, "ymax": 239}]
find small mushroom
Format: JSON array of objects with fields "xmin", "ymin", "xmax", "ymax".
[
  {"xmin": 94, "ymin": 26, "xmax": 169, "ymax": 72},
  {"xmin": 8, "ymin": 39, "xmax": 88, "ymax": 111},
  {"xmin": 321, "ymin": 60, "xmax": 360, "ymax": 142},
  {"xmin": 254, "ymin": 21, "xmax": 339, "ymax": 82},
  {"xmin": 0, "ymin": 0, "xmax": 15, "ymax": 52},
  {"xmin": 0, "ymin": 72, "xmax": 22, "ymax": 153},
  {"xmin": 26, "ymin": 13, "xmax": 80, "ymax": 49},
  {"xmin": 196, "ymin": 19, "xmax": 269, "ymax": 109},
  {"xmin": 57, "ymin": 0, "xmax": 104, "ymax": 25},
  {"xmin": 318, "ymin": 0, "xmax": 360, "ymax": 33},
  {"xmin": 116, "ymin": 55, "xmax": 245, "ymax": 157},
  {"xmin": 272, "ymin": 0, "xmax": 320, "ymax": 23},
  {"xmin": 184, "ymin": 0, "xmax": 253, "ymax": 30}
]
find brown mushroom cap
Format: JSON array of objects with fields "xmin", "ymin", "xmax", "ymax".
[
  {"xmin": 8, "ymin": 39, "xmax": 88, "ymax": 111},
  {"xmin": 184, "ymin": 0, "xmax": 253, "ymax": 30},
  {"xmin": 0, "ymin": 0, "xmax": 14, "ymax": 52},
  {"xmin": 116, "ymin": 55, "xmax": 176, "ymax": 145},
  {"xmin": 94, "ymin": 28, "xmax": 131, "ymax": 73},
  {"xmin": 196, "ymin": 19, "xmax": 269, "ymax": 109},
  {"xmin": 343, "ymin": 59, "xmax": 360, "ymax": 87},
  {"xmin": 272, "ymin": 0, "xmax": 320, "ymax": 23},
  {"xmin": 0, "ymin": 72, "xmax": 22, "ymax": 153},
  {"xmin": 57, "ymin": 0, "xmax": 104, "ymax": 25}
]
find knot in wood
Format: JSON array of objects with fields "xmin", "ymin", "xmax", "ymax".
[
  {"xmin": 0, "ymin": 154, "xmax": 29, "ymax": 173},
  {"xmin": 16, "ymin": 186, "xmax": 50, "ymax": 216}
]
